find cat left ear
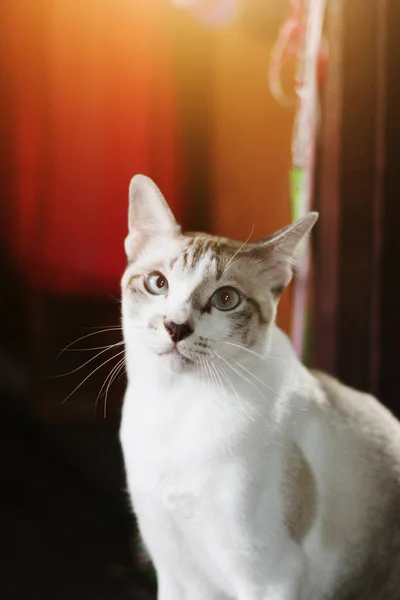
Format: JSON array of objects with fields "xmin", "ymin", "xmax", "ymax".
[
  {"xmin": 252, "ymin": 212, "xmax": 319, "ymax": 292},
  {"xmin": 125, "ymin": 175, "xmax": 180, "ymax": 260}
]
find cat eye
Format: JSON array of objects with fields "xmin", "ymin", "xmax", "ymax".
[
  {"xmin": 144, "ymin": 271, "xmax": 169, "ymax": 295},
  {"xmin": 211, "ymin": 286, "xmax": 241, "ymax": 311}
]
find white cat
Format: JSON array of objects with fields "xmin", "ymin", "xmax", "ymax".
[{"xmin": 120, "ymin": 175, "xmax": 400, "ymax": 600}]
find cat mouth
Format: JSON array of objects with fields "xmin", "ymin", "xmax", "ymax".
[{"xmin": 158, "ymin": 346, "xmax": 194, "ymax": 365}]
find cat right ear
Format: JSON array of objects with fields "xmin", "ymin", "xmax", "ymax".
[
  {"xmin": 125, "ymin": 175, "xmax": 180, "ymax": 260},
  {"xmin": 250, "ymin": 212, "xmax": 318, "ymax": 292}
]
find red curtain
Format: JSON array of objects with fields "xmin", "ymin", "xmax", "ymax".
[{"xmin": 3, "ymin": 0, "xmax": 183, "ymax": 296}]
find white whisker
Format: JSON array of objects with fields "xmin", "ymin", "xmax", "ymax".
[
  {"xmin": 216, "ymin": 351, "xmax": 265, "ymax": 401},
  {"xmin": 103, "ymin": 358, "xmax": 126, "ymax": 419},
  {"xmin": 57, "ymin": 328, "xmax": 124, "ymax": 358},
  {"xmin": 208, "ymin": 360, "xmax": 222, "ymax": 394},
  {"xmin": 233, "ymin": 359, "xmax": 279, "ymax": 397},
  {"xmin": 66, "ymin": 342, "xmax": 125, "ymax": 352},
  {"xmin": 206, "ymin": 357, "xmax": 233, "ymax": 457},
  {"xmin": 206, "ymin": 349, "xmax": 226, "ymax": 399},
  {"xmin": 221, "ymin": 224, "xmax": 255, "ymax": 275},
  {"xmin": 213, "ymin": 355, "xmax": 255, "ymax": 422},
  {"xmin": 201, "ymin": 357, "xmax": 209, "ymax": 389},
  {"xmin": 200, "ymin": 356, "xmax": 208, "ymax": 386},
  {"xmin": 219, "ymin": 366, "xmax": 249, "ymax": 415},
  {"xmin": 51, "ymin": 342, "xmax": 124, "ymax": 378},
  {"xmin": 198, "ymin": 357, "xmax": 206, "ymax": 388},
  {"xmin": 61, "ymin": 349, "xmax": 126, "ymax": 405},
  {"xmin": 217, "ymin": 355, "xmax": 273, "ymax": 430},
  {"xmin": 215, "ymin": 351, "xmax": 253, "ymax": 387},
  {"xmin": 222, "ymin": 341, "xmax": 284, "ymax": 363},
  {"xmin": 204, "ymin": 358, "xmax": 217, "ymax": 389},
  {"xmin": 210, "ymin": 361, "xmax": 226, "ymax": 399},
  {"xmin": 95, "ymin": 355, "xmax": 124, "ymax": 413}
]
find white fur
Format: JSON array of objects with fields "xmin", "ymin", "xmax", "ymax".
[
  {"xmin": 119, "ymin": 176, "xmax": 400, "ymax": 599},
  {"xmin": 120, "ymin": 313, "xmax": 348, "ymax": 599}
]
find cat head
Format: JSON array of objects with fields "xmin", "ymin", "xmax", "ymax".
[{"xmin": 121, "ymin": 175, "xmax": 318, "ymax": 373}]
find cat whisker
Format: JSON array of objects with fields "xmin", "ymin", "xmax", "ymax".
[
  {"xmin": 215, "ymin": 351, "xmax": 256, "ymax": 390},
  {"xmin": 61, "ymin": 349, "xmax": 126, "ymax": 405},
  {"xmin": 102, "ymin": 357, "xmax": 126, "ymax": 419},
  {"xmin": 216, "ymin": 364, "xmax": 250, "ymax": 418},
  {"xmin": 205, "ymin": 358, "xmax": 234, "ymax": 456},
  {"xmin": 215, "ymin": 364, "xmax": 235, "ymax": 456},
  {"xmin": 95, "ymin": 354, "xmax": 125, "ymax": 412},
  {"xmin": 233, "ymin": 359, "xmax": 279, "ymax": 398},
  {"xmin": 95, "ymin": 359, "xmax": 122, "ymax": 416},
  {"xmin": 205, "ymin": 360, "xmax": 215, "ymax": 388},
  {"xmin": 206, "ymin": 349, "xmax": 226, "ymax": 399},
  {"xmin": 203, "ymin": 351, "xmax": 216, "ymax": 387},
  {"xmin": 210, "ymin": 361, "xmax": 226, "ymax": 398},
  {"xmin": 50, "ymin": 341, "xmax": 125, "ymax": 378},
  {"xmin": 221, "ymin": 224, "xmax": 255, "ymax": 275},
  {"xmin": 212, "ymin": 353, "xmax": 255, "ymax": 422},
  {"xmin": 222, "ymin": 341, "xmax": 284, "ymax": 363},
  {"xmin": 201, "ymin": 357, "xmax": 210, "ymax": 389},
  {"xmin": 216, "ymin": 355, "xmax": 274, "ymax": 430},
  {"xmin": 65, "ymin": 342, "xmax": 125, "ymax": 352},
  {"xmin": 209, "ymin": 361, "xmax": 221, "ymax": 392},
  {"xmin": 57, "ymin": 328, "xmax": 124, "ymax": 358},
  {"xmin": 203, "ymin": 357, "xmax": 215, "ymax": 389},
  {"xmin": 199, "ymin": 356, "xmax": 205, "ymax": 385},
  {"xmin": 198, "ymin": 356, "xmax": 205, "ymax": 388}
]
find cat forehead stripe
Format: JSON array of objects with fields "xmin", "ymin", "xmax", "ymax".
[
  {"xmin": 189, "ymin": 238, "xmax": 221, "ymax": 269},
  {"xmin": 167, "ymin": 235, "xmax": 224, "ymax": 273},
  {"xmin": 169, "ymin": 234, "xmax": 245, "ymax": 277}
]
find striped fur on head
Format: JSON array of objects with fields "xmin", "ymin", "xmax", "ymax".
[{"xmin": 121, "ymin": 175, "xmax": 317, "ymax": 373}]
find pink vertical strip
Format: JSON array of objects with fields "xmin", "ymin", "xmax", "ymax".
[{"xmin": 291, "ymin": 0, "xmax": 327, "ymax": 357}]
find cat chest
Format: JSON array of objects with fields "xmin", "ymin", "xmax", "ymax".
[
  {"xmin": 120, "ymin": 382, "xmax": 271, "ymax": 521},
  {"xmin": 122, "ymin": 426, "xmax": 236, "ymax": 511},
  {"xmin": 121, "ymin": 416, "xmax": 251, "ymax": 520}
]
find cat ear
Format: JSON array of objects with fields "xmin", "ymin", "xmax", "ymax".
[
  {"xmin": 125, "ymin": 175, "xmax": 181, "ymax": 259},
  {"xmin": 251, "ymin": 212, "xmax": 318, "ymax": 292}
]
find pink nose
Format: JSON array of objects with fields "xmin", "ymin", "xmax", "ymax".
[{"xmin": 164, "ymin": 321, "xmax": 193, "ymax": 343}]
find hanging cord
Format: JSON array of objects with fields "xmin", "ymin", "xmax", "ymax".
[
  {"xmin": 268, "ymin": 0, "xmax": 305, "ymax": 107},
  {"xmin": 291, "ymin": 0, "xmax": 327, "ymax": 360},
  {"xmin": 269, "ymin": 0, "xmax": 327, "ymax": 359}
]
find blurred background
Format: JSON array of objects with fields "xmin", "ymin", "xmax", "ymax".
[{"xmin": 1, "ymin": 0, "xmax": 399, "ymax": 598}]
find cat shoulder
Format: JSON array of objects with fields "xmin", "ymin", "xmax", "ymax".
[{"xmin": 310, "ymin": 369, "xmax": 400, "ymax": 447}]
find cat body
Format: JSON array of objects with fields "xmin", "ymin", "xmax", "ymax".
[{"xmin": 120, "ymin": 175, "xmax": 400, "ymax": 599}]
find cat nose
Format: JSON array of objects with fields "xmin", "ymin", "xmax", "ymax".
[{"xmin": 164, "ymin": 321, "xmax": 193, "ymax": 343}]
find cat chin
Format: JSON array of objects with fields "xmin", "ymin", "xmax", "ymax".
[{"xmin": 157, "ymin": 347, "xmax": 195, "ymax": 373}]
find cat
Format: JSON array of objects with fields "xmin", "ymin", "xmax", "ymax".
[{"xmin": 120, "ymin": 174, "xmax": 400, "ymax": 600}]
